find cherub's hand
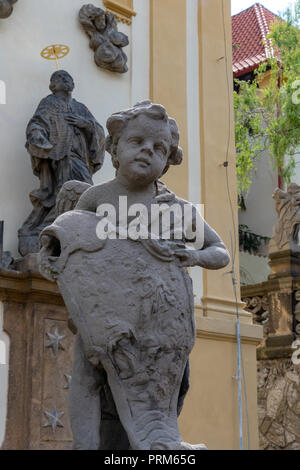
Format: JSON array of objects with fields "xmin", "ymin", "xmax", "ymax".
[{"xmin": 175, "ymin": 244, "xmax": 230, "ymax": 270}]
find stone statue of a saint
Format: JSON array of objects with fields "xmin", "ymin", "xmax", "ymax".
[
  {"xmin": 39, "ymin": 101, "xmax": 230, "ymax": 450},
  {"xmin": 18, "ymin": 70, "xmax": 105, "ymax": 256},
  {"xmin": 269, "ymin": 183, "xmax": 300, "ymax": 254}
]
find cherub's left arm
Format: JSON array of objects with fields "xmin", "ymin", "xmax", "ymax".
[{"xmin": 175, "ymin": 205, "xmax": 230, "ymax": 270}]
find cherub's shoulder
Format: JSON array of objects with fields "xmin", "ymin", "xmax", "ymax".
[
  {"xmin": 76, "ymin": 180, "xmax": 114, "ymax": 212},
  {"xmin": 158, "ymin": 182, "xmax": 199, "ymax": 212}
]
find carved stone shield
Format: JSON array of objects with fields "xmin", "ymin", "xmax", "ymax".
[{"xmin": 39, "ymin": 210, "xmax": 204, "ymax": 450}]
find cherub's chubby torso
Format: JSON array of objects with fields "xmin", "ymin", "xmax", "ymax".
[
  {"xmin": 76, "ymin": 178, "xmax": 158, "ymax": 214},
  {"xmin": 76, "ymin": 178, "xmax": 204, "ymax": 251}
]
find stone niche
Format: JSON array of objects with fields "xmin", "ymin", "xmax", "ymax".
[{"xmin": 0, "ymin": 267, "xmax": 74, "ymax": 450}]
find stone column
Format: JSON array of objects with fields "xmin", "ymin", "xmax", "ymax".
[{"xmin": 150, "ymin": 0, "xmax": 263, "ymax": 449}]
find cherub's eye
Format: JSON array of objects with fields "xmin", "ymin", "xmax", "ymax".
[
  {"xmin": 154, "ymin": 143, "xmax": 168, "ymax": 155},
  {"xmin": 128, "ymin": 137, "xmax": 143, "ymax": 145}
]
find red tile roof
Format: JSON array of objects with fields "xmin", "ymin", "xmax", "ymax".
[{"xmin": 232, "ymin": 3, "xmax": 279, "ymax": 77}]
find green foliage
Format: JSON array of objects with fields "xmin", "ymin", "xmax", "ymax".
[
  {"xmin": 239, "ymin": 224, "xmax": 270, "ymax": 255},
  {"xmin": 234, "ymin": 0, "xmax": 300, "ymax": 197},
  {"xmin": 234, "ymin": 80, "xmax": 263, "ymax": 195}
]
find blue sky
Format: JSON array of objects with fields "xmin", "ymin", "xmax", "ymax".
[{"xmin": 231, "ymin": 0, "xmax": 293, "ymax": 16}]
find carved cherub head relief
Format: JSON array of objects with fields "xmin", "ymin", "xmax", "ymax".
[
  {"xmin": 0, "ymin": 0, "xmax": 17, "ymax": 19},
  {"xmin": 79, "ymin": 3, "xmax": 109, "ymax": 34},
  {"xmin": 79, "ymin": 3, "xmax": 129, "ymax": 74},
  {"xmin": 105, "ymin": 101, "xmax": 183, "ymax": 184}
]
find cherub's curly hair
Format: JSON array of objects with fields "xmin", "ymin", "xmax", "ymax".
[{"xmin": 105, "ymin": 100, "xmax": 183, "ymax": 176}]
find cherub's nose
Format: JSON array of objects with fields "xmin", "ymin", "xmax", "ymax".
[{"xmin": 141, "ymin": 141, "xmax": 153, "ymax": 156}]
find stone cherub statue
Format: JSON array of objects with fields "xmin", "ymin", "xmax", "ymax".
[
  {"xmin": 39, "ymin": 101, "xmax": 230, "ymax": 450},
  {"xmin": 269, "ymin": 183, "xmax": 300, "ymax": 254},
  {"xmin": 79, "ymin": 4, "xmax": 129, "ymax": 74},
  {"xmin": 0, "ymin": 0, "xmax": 17, "ymax": 18},
  {"xmin": 18, "ymin": 70, "xmax": 105, "ymax": 257}
]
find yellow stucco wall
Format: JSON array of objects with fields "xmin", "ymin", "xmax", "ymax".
[
  {"xmin": 179, "ymin": 317, "xmax": 262, "ymax": 449},
  {"xmin": 150, "ymin": 0, "xmax": 263, "ymax": 449},
  {"xmin": 150, "ymin": 0, "xmax": 189, "ymax": 201}
]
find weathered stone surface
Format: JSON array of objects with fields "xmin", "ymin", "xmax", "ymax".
[
  {"xmin": 1, "ymin": 295, "xmax": 74, "ymax": 450},
  {"xmin": 259, "ymin": 432, "xmax": 270, "ymax": 450},
  {"xmin": 242, "ymin": 195, "xmax": 300, "ymax": 450},
  {"xmin": 0, "ymin": 251, "xmax": 13, "ymax": 269},
  {"xmin": 266, "ymin": 377, "xmax": 286, "ymax": 419},
  {"xmin": 269, "ymin": 183, "xmax": 300, "ymax": 254},
  {"xmin": 257, "ymin": 359, "xmax": 300, "ymax": 450},
  {"xmin": 267, "ymin": 422, "xmax": 285, "ymax": 448},
  {"xmin": 18, "ymin": 70, "xmax": 105, "ymax": 257},
  {"xmin": 79, "ymin": 4, "xmax": 129, "ymax": 74},
  {"xmin": 286, "ymin": 441, "xmax": 300, "ymax": 450},
  {"xmin": 286, "ymin": 381, "xmax": 299, "ymax": 409},
  {"xmin": 285, "ymin": 429, "xmax": 296, "ymax": 446},
  {"xmin": 39, "ymin": 101, "xmax": 230, "ymax": 450},
  {"xmin": 260, "ymin": 416, "xmax": 272, "ymax": 434}
]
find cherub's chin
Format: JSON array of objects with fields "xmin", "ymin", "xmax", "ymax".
[
  {"xmin": 128, "ymin": 172, "xmax": 154, "ymax": 185},
  {"xmin": 130, "ymin": 166, "xmax": 151, "ymax": 177}
]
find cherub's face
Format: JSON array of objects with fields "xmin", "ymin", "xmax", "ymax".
[
  {"xmin": 116, "ymin": 114, "xmax": 172, "ymax": 187},
  {"xmin": 95, "ymin": 14, "xmax": 106, "ymax": 31}
]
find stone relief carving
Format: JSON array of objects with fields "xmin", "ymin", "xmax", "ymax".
[
  {"xmin": 258, "ymin": 359, "xmax": 300, "ymax": 450},
  {"xmin": 45, "ymin": 327, "xmax": 66, "ymax": 356},
  {"xmin": 18, "ymin": 70, "xmax": 105, "ymax": 257},
  {"xmin": 269, "ymin": 183, "xmax": 300, "ymax": 254},
  {"xmin": 39, "ymin": 101, "xmax": 230, "ymax": 450},
  {"xmin": 0, "ymin": 0, "xmax": 17, "ymax": 19},
  {"xmin": 63, "ymin": 374, "xmax": 72, "ymax": 390},
  {"xmin": 79, "ymin": 4, "xmax": 129, "ymax": 74},
  {"xmin": 295, "ymin": 291, "xmax": 300, "ymax": 335},
  {"xmin": 41, "ymin": 317, "xmax": 74, "ymax": 446},
  {"xmin": 243, "ymin": 295, "xmax": 269, "ymax": 336},
  {"xmin": 43, "ymin": 407, "xmax": 64, "ymax": 434}
]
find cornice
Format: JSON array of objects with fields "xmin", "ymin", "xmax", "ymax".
[{"xmin": 103, "ymin": 0, "xmax": 136, "ymax": 25}]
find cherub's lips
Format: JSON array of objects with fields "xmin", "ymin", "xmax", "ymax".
[{"xmin": 134, "ymin": 158, "xmax": 151, "ymax": 166}]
